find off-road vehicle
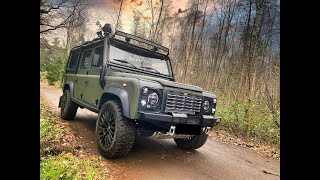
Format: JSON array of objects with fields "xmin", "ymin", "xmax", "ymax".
[{"xmin": 59, "ymin": 23, "xmax": 221, "ymax": 158}]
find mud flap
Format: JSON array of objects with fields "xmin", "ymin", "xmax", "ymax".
[{"xmin": 58, "ymin": 96, "xmax": 62, "ymax": 108}]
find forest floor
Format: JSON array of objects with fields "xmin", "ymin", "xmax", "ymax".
[{"xmin": 40, "ymin": 83, "xmax": 280, "ymax": 180}]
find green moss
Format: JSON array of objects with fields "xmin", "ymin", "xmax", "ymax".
[
  {"xmin": 40, "ymin": 153, "xmax": 109, "ymax": 180},
  {"xmin": 40, "ymin": 98, "xmax": 109, "ymax": 179},
  {"xmin": 40, "ymin": 99, "xmax": 66, "ymax": 144}
]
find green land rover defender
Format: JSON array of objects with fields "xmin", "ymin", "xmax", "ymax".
[{"xmin": 59, "ymin": 23, "xmax": 221, "ymax": 158}]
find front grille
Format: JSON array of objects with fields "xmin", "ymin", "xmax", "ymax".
[{"xmin": 165, "ymin": 91, "xmax": 202, "ymax": 115}]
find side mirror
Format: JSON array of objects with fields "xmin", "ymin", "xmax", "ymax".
[{"xmin": 99, "ymin": 63, "xmax": 108, "ymax": 88}]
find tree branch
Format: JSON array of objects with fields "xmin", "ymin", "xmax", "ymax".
[
  {"xmin": 40, "ymin": 0, "xmax": 68, "ymax": 14},
  {"xmin": 40, "ymin": 0, "xmax": 83, "ymax": 34},
  {"xmin": 153, "ymin": 0, "xmax": 164, "ymax": 41}
]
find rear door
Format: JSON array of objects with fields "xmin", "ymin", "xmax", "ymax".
[
  {"xmin": 76, "ymin": 49, "xmax": 93, "ymax": 101},
  {"xmin": 65, "ymin": 49, "xmax": 80, "ymax": 96}
]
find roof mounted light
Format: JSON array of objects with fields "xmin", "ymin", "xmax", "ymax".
[{"xmin": 102, "ymin": 23, "xmax": 112, "ymax": 35}]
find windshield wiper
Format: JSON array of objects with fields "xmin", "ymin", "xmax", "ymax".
[
  {"xmin": 113, "ymin": 59, "xmax": 162, "ymax": 75},
  {"xmin": 140, "ymin": 66, "xmax": 161, "ymax": 74},
  {"xmin": 113, "ymin": 59, "xmax": 137, "ymax": 69}
]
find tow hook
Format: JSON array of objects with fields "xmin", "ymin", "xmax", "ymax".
[
  {"xmin": 202, "ymin": 127, "xmax": 211, "ymax": 134},
  {"xmin": 168, "ymin": 126, "xmax": 176, "ymax": 135},
  {"xmin": 153, "ymin": 126, "xmax": 194, "ymax": 139},
  {"xmin": 215, "ymin": 117, "xmax": 221, "ymax": 124}
]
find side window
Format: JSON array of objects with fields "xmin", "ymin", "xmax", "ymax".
[
  {"xmin": 68, "ymin": 50, "xmax": 80, "ymax": 69},
  {"xmin": 80, "ymin": 50, "xmax": 92, "ymax": 69},
  {"xmin": 92, "ymin": 46, "xmax": 104, "ymax": 68}
]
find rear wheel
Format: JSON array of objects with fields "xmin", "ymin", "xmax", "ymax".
[
  {"xmin": 60, "ymin": 89, "xmax": 78, "ymax": 120},
  {"xmin": 96, "ymin": 100, "xmax": 136, "ymax": 159},
  {"xmin": 174, "ymin": 134, "xmax": 208, "ymax": 150}
]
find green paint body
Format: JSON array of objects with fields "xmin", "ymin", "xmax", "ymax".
[{"xmin": 62, "ymin": 31, "xmax": 217, "ymax": 120}]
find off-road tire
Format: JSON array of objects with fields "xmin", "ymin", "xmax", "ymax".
[
  {"xmin": 60, "ymin": 89, "xmax": 78, "ymax": 120},
  {"xmin": 96, "ymin": 100, "xmax": 136, "ymax": 159},
  {"xmin": 174, "ymin": 134, "xmax": 208, "ymax": 150}
]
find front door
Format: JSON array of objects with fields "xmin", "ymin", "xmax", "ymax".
[{"xmin": 84, "ymin": 46, "xmax": 104, "ymax": 106}]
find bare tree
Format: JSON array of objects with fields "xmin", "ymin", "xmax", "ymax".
[
  {"xmin": 40, "ymin": 0, "xmax": 88, "ymax": 34},
  {"xmin": 129, "ymin": 0, "xmax": 171, "ymax": 43}
]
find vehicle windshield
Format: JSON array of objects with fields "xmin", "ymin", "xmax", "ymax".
[{"xmin": 109, "ymin": 45, "xmax": 170, "ymax": 75}]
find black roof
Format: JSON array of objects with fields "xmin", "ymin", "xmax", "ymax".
[{"xmin": 71, "ymin": 37, "xmax": 104, "ymax": 51}]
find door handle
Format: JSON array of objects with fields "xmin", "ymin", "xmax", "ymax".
[
  {"xmin": 85, "ymin": 80, "xmax": 89, "ymax": 83},
  {"xmin": 75, "ymin": 79, "xmax": 78, "ymax": 82}
]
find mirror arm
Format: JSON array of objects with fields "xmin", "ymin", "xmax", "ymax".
[{"xmin": 99, "ymin": 64, "xmax": 107, "ymax": 88}]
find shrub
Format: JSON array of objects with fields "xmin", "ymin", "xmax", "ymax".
[{"xmin": 215, "ymin": 97, "xmax": 280, "ymax": 146}]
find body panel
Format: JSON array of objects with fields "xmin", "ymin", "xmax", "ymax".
[
  {"xmin": 98, "ymin": 74, "xmax": 141, "ymax": 119},
  {"xmin": 108, "ymin": 71, "xmax": 203, "ymax": 92},
  {"xmin": 61, "ymin": 29, "xmax": 220, "ymax": 134}
]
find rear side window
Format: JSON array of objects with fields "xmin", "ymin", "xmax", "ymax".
[
  {"xmin": 80, "ymin": 50, "xmax": 92, "ymax": 69},
  {"xmin": 92, "ymin": 46, "xmax": 104, "ymax": 68},
  {"xmin": 68, "ymin": 50, "xmax": 80, "ymax": 69}
]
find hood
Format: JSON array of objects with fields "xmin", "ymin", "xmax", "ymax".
[{"xmin": 109, "ymin": 71, "xmax": 203, "ymax": 92}]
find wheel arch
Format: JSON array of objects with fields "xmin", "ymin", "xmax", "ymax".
[
  {"xmin": 63, "ymin": 81, "xmax": 74, "ymax": 97},
  {"xmin": 98, "ymin": 87, "xmax": 130, "ymax": 119}
]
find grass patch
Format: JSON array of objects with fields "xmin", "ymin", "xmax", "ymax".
[
  {"xmin": 40, "ymin": 97, "xmax": 109, "ymax": 179},
  {"xmin": 40, "ymin": 153, "xmax": 109, "ymax": 180},
  {"xmin": 40, "ymin": 98, "xmax": 66, "ymax": 144}
]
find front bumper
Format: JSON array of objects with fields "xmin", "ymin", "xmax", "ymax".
[{"xmin": 138, "ymin": 112, "xmax": 221, "ymax": 131}]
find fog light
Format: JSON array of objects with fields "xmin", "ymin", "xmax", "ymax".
[
  {"xmin": 213, "ymin": 99, "xmax": 217, "ymax": 103},
  {"xmin": 142, "ymin": 87, "xmax": 148, "ymax": 94},
  {"xmin": 212, "ymin": 108, "xmax": 216, "ymax": 113},
  {"xmin": 141, "ymin": 100, "xmax": 146, "ymax": 106}
]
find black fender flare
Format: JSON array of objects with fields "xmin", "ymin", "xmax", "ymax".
[
  {"xmin": 63, "ymin": 81, "xmax": 74, "ymax": 97},
  {"xmin": 100, "ymin": 87, "xmax": 131, "ymax": 119}
]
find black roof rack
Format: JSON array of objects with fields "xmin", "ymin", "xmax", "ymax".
[
  {"xmin": 82, "ymin": 41, "xmax": 91, "ymax": 45},
  {"xmin": 71, "ymin": 31, "xmax": 169, "ymax": 56},
  {"xmin": 115, "ymin": 31, "xmax": 169, "ymax": 55}
]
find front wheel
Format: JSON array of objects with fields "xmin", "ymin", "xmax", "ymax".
[
  {"xmin": 174, "ymin": 134, "xmax": 208, "ymax": 150},
  {"xmin": 96, "ymin": 100, "xmax": 136, "ymax": 159}
]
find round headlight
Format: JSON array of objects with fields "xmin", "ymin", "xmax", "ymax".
[
  {"xmin": 148, "ymin": 92, "xmax": 159, "ymax": 106},
  {"xmin": 204, "ymin": 100, "xmax": 210, "ymax": 111}
]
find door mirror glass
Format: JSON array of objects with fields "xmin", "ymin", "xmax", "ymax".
[
  {"xmin": 92, "ymin": 54, "xmax": 100, "ymax": 67},
  {"xmin": 92, "ymin": 46, "xmax": 103, "ymax": 68}
]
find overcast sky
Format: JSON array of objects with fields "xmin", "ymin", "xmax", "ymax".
[
  {"xmin": 45, "ymin": 0, "xmax": 189, "ymax": 44},
  {"xmin": 86, "ymin": 0, "xmax": 188, "ymax": 33}
]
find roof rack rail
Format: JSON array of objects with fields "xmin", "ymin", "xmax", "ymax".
[
  {"xmin": 82, "ymin": 41, "xmax": 91, "ymax": 45},
  {"xmin": 92, "ymin": 37, "xmax": 102, "ymax": 42},
  {"xmin": 115, "ymin": 31, "xmax": 169, "ymax": 55}
]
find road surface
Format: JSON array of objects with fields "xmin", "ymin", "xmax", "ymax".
[{"xmin": 40, "ymin": 83, "xmax": 280, "ymax": 180}]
